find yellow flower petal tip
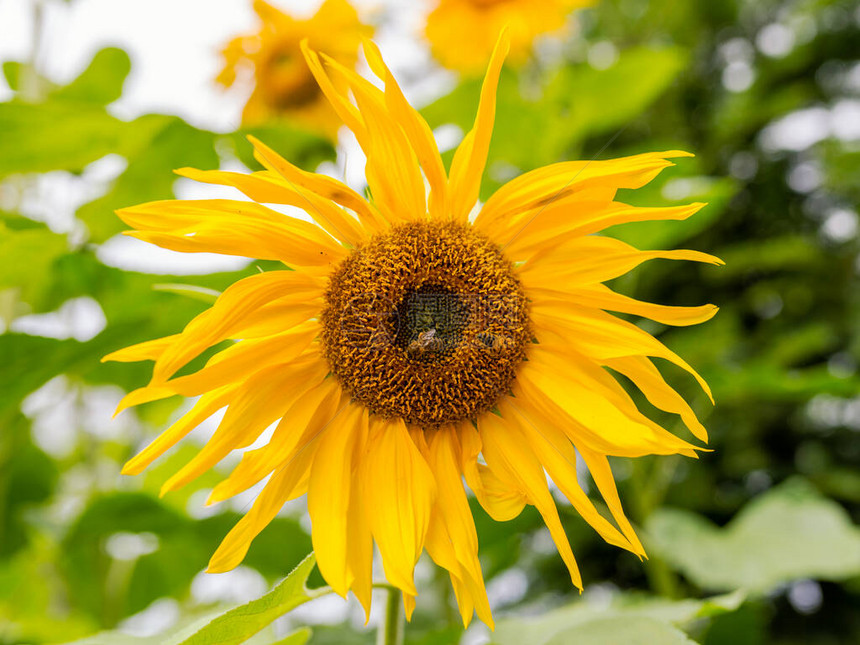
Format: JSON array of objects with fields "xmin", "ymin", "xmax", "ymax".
[
  {"xmin": 119, "ymin": 462, "xmax": 138, "ymax": 476},
  {"xmin": 108, "ymin": 31, "xmax": 720, "ymax": 626}
]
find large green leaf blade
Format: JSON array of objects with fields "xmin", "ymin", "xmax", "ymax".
[
  {"xmin": 646, "ymin": 479, "xmax": 860, "ymax": 593},
  {"xmin": 0, "ymin": 101, "xmax": 128, "ymax": 178},
  {"xmin": 544, "ymin": 616, "xmax": 696, "ymax": 645},
  {"xmin": 489, "ymin": 592, "xmax": 742, "ymax": 645}
]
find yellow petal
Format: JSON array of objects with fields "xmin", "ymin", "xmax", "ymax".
[
  {"xmin": 530, "ymin": 283, "xmax": 719, "ymax": 327},
  {"xmin": 114, "ymin": 385, "xmax": 176, "ymax": 416},
  {"xmin": 207, "ymin": 451, "xmax": 318, "ymax": 573},
  {"xmin": 164, "ymin": 323, "xmax": 317, "ymax": 398},
  {"xmin": 531, "ymin": 302, "xmax": 713, "ymax": 402},
  {"xmin": 117, "ymin": 199, "xmax": 345, "ymax": 266},
  {"xmin": 248, "ymin": 137, "xmax": 385, "ymax": 240},
  {"xmin": 424, "ymin": 427, "xmax": 493, "ymax": 627},
  {"xmin": 307, "ymin": 403, "xmax": 367, "ymax": 597},
  {"xmin": 521, "ymin": 345, "xmax": 696, "ymax": 457},
  {"xmin": 605, "ymin": 355, "xmax": 708, "ymax": 442},
  {"xmin": 208, "ymin": 377, "xmax": 345, "ymax": 504},
  {"xmin": 517, "ymin": 353, "xmax": 698, "ymax": 458},
  {"xmin": 478, "ymin": 410, "xmax": 582, "ymax": 589},
  {"xmin": 501, "ymin": 201, "xmax": 706, "ymax": 258},
  {"xmin": 498, "ymin": 397, "xmax": 643, "ymax": 556},
  {"xmin": 519, "ymin": 234, "xmax": 723, "ymax": 286},
  {"xmin": 361, "ymin": 38, "xmax": 448, "ymax": 219},
  {"xmin": 121, "ymin": 384, "xmax": 237, "ymax": 475},
  {"xmin": 458, "ymin": 423, "xmax": 527, "ymax": 521},
  {"xmin": 301, "ymin": 41, "xmax": 366, "ymax": 140},
  {"xmin": 177, "ymin": 165, "xmax": 384, "ymax": 242},
  {"xmin": 476, "ymin": 151, "xmax": 692, "ymax": 229},
  {"xmin": 577, "ymin": 446, "xmax": 646, "ymax": 557},
  {"xmin": 448, "ymin": 32, "xmax": 509, "ymax": 223},
  {"xmin": 426, "ymin": 428, "xmax": 479, "ymax": 566},
  {"xmin": 102, "ymin": 334, "xmax": 180, "ymax": 363},
  {"xmin": 403, "ymin": 592, "xmax": 416, "ymax": 621},
  {"xmin": 320, "ymin": 54, "xmax": 427, "ymax": 224},
  {"xmin": 160, "ymin": 357, "xmax": 328, "ymax": 494},
  {"xmin": 363, "ymin": 417, "xmax": 436, "ymax": 596},
  {"xmin": 347, "ymin": 458, "xmax": 374, "ymax": 620},
  {"xmin": 151, "ymin": 270, "xmax": 322, "ymax": 383}
]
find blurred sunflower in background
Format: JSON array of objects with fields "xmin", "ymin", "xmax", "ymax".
[
  {"xmin": 425, "ymin": 0, "xmax": 593, "ymax": 73},
  {"xmin": 107, "ymin": 33, "xmax": 719, "ymax": 627},
  {"xmin": 217, "ymin": 0, "xmax": 372, "ymax": 136}
]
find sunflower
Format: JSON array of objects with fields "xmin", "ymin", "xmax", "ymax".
[
  {"xmin": 426, "ymin": 0, "xmax": 593, "ymax": 73},
  {"xmin": 107, "ymin": 34, "xmax": 719, "ymax": 627},
  {"xmin": 217, "ymin": 0, "xmax": 372, "ymax": 136}
]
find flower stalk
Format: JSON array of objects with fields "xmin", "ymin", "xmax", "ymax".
[{"xmin": 377, "ymin": 587, "xmax": 403, "ymax": 645}]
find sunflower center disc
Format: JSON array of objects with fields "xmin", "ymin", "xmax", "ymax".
[{"xmin": 322, "ymin": 221, "xmax": 531, "ymax": 427}]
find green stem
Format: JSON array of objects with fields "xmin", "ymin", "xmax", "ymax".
[
  {"xmin": 377, "ymin": 586, "xmax": 403, "ymax": 645},
  {"xmin": 629, "ymin": 457, "xmax": 680, "ymax": 599}
]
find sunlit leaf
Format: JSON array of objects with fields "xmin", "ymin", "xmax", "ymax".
[
  {"xmin": 0, "ymin": 101, "xmax": 127, "ymax": 178},
  {"xmin": 490, "ymin": 591, "xmax": 743, "ymax": 645},
  {"xmin": 228, "ymin": 124, "xmax": 333, "ymax": 172},
  {"xmin": 52, "ymin": 47, "xmax": 132, "ymax": 105},
  {"xmin": 2, "ymin": 61, "xmax": 23, "ymax": 91},
  {"xmin": 0, "ymin": 414, "xmax": 59, "ymax": 558},
  {"xmin": 0, "ymin": 224, "xmax": 68, "ymax": 313},
  {"xmin": 646, "ymin": 479, "xmax": 860, "ymax": 592},
  {"xmin": 178, "ymin": 553, "xmax": 322, "ymax": 645}
]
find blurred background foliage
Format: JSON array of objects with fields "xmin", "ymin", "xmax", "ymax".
[{"xmin": 1, "ymin": 0, "xmax": 858, "ymax": 643}]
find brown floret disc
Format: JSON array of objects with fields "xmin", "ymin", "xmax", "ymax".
[{"xmin": 321, "ymin": 221, "xmax": 531, "ymax": 427}]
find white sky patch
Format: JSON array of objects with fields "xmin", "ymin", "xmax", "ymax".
[
  {"xmin": 10, "ymin": 296, "xmax": 107, "ymax": 341},
  {"xmin": 821, "ymin": 208, "xmax": 858, "ymax": 242},
  {"xmin": 191, "ymin": 566, "xmax": 268, "ymax": 605},
  {"xmin": 96, "ymin": 234, "xmax": 251, "ymax": 275},
  {"xmin": 756, "ymin": 23, "xmax": 796, "ymax": 58},
  {"xmin": 588, "ymin": 40, "xmax": 619, "ymax": 70},
  {"xmin": 722, "ymin": 60, "xmax": 755, "ymax": 93},
  {"xmin": 760, "ymin": 100, "xmax": 860, "ymax": 152},
  {"xmin": 760, "ymin": 107, "xmax": 831, "ymax": 152},
  {"xmin": 118, "ymin": 598, "xmax": 181, "ymax": 638}
]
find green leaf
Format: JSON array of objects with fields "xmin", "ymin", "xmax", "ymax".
[
  {"xmin": 490, "ymin": 591, "xmax": 742, "ymax": 645},
  {"xmin": 2, "ymin": 61, "xmax": 23, "ymax": 91},
  {"xmin": 0, "ymin": 413, "xmax": 60, "ymax": 559},
  {"xmin": 0, "ymin": 224, "xmax": 68, "ymax": 312},
  {"xmin": 52, "ymin": 47, "xmax": 132, "ymax": 105},
  {"xmin": 422, "ymin": 47, "xmax": 687, "ymax": 189},
  {"xmin": 268, "ymin": 627, "xmax": 311, "ymax": 645},
  {"xmin": 544, "ymin": 616, "xmax": 696, "ymax": 645},
  {"xmin": 0, "ymin": 541, "xmax": 97, "ymax": 642},
  {"xmin": 178, "ymin": 553, "xmax": 322, "ymax": 645},
  {"xmin": 646, "ymin": 479, "xmax": 860, "ymax": 593},
  {"xmin": 60, "ymin": 492, "xmax": 196, "ymax": 624},
  {"xmin": 228, "ymin": 124, "xmax": 334, "ymax": 172},
  {"xmin": 0, "ymin": 101, "xmax": 128, "ymax": 178},
  {"xmin": 546, "ymin": 47, "xmax": 689, "ymax": 147},
  {"xmin": 0, "ymin": 327, "xmax": 142, "ymax": 417}
]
